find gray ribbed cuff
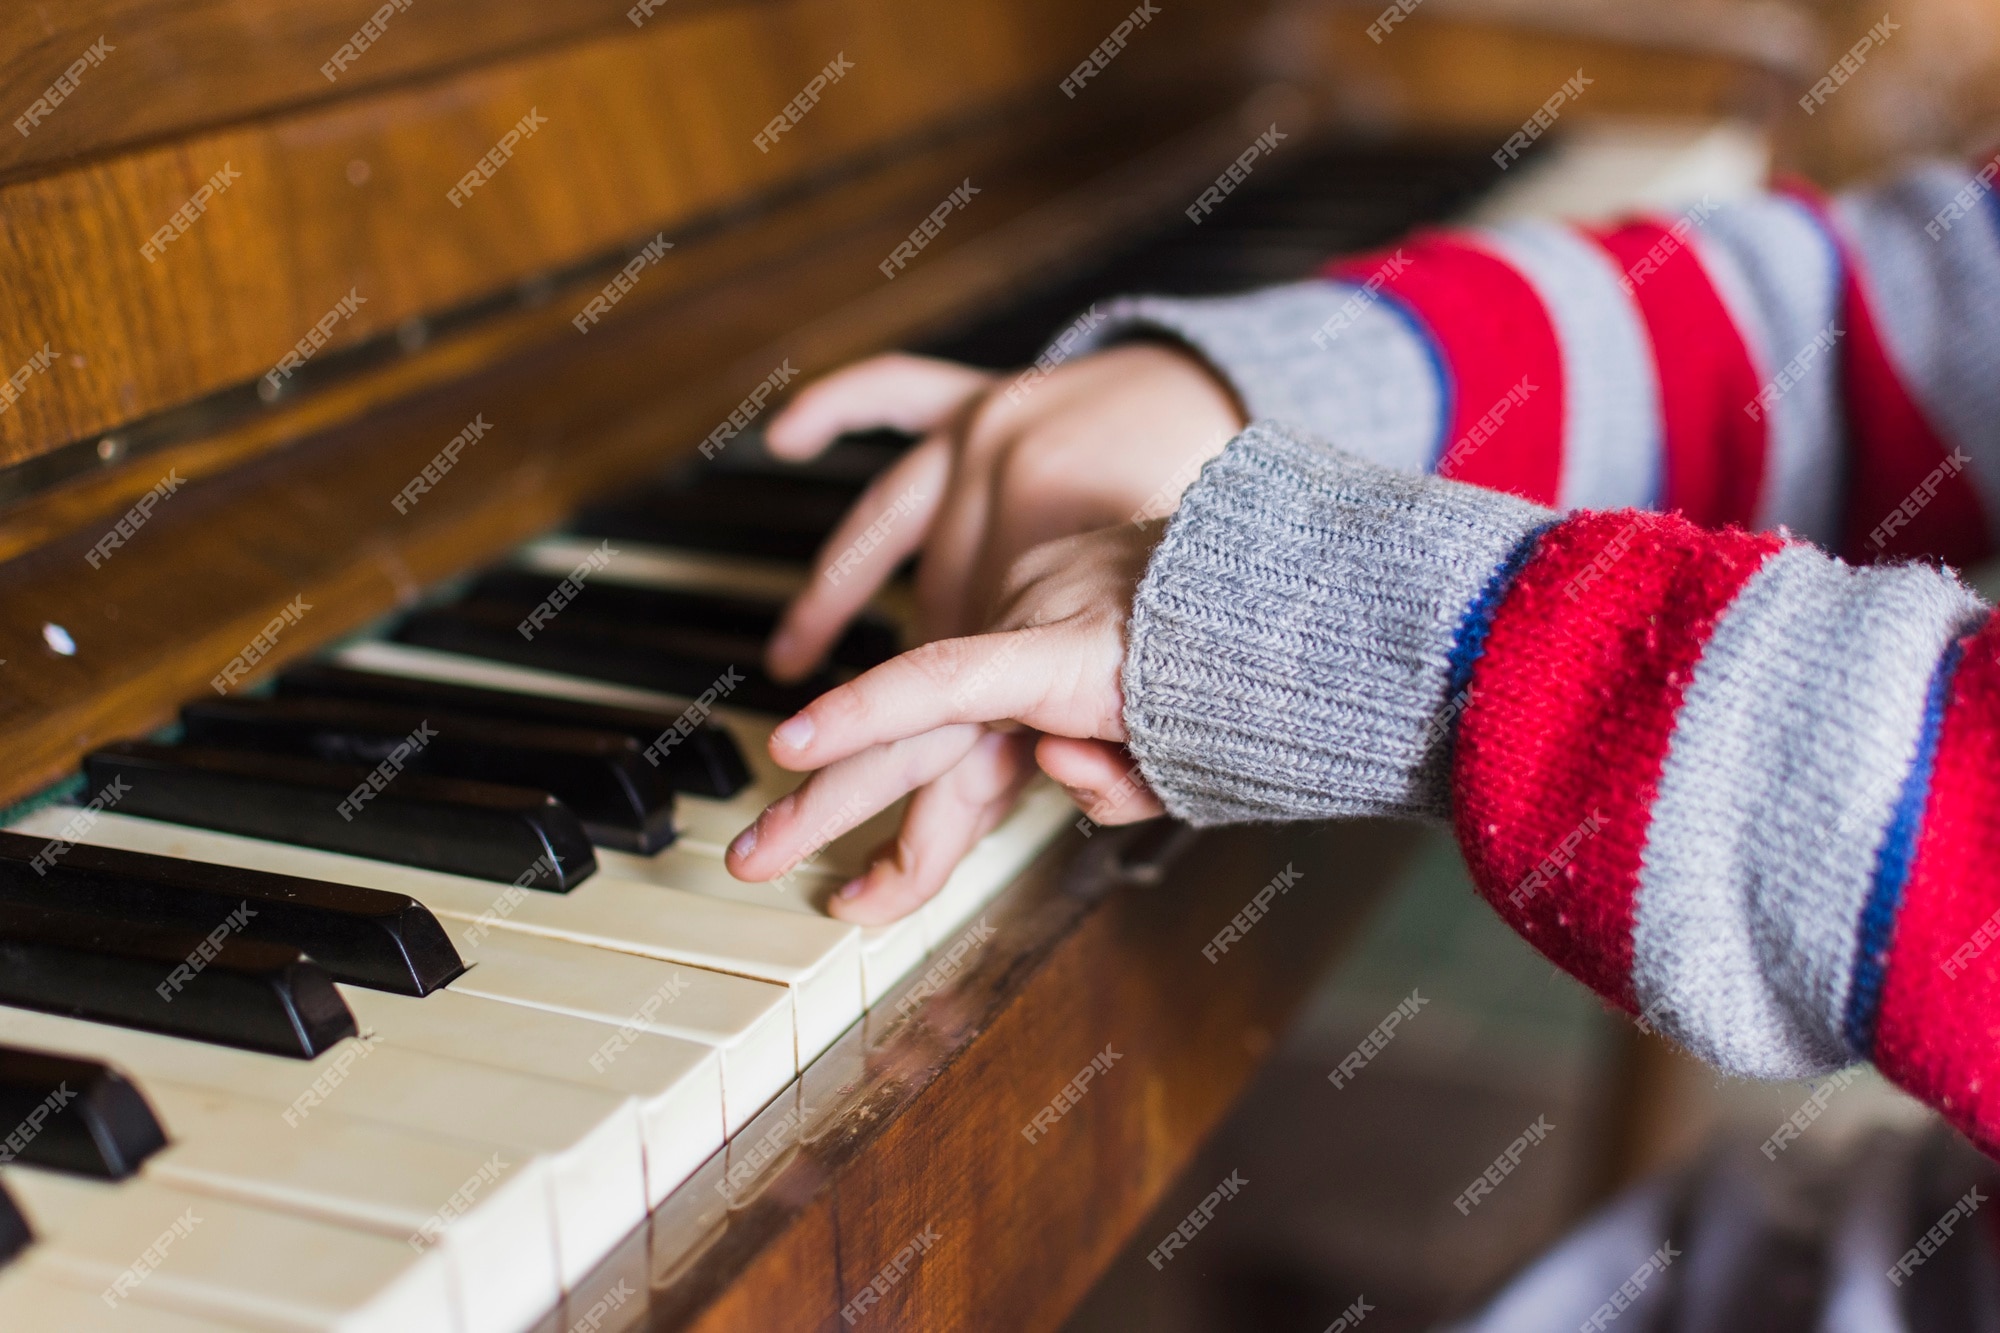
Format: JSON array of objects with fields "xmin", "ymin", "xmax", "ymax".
[
  {"xmin": 1062, "ymin": 282, "xmax": 1443, "ymax": 474},
  {"xmin": 1122, "ymin": 421, "xmax": 1554, "ymax": 826}
]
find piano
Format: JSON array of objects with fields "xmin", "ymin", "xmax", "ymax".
[{"xmin": 0, "ymin": 1, "xmax": 1790, "ymax": 1328}]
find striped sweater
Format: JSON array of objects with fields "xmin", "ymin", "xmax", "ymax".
[{"xmin": 1086, "ymin": 159, "xmax": 2000, "ymax": 1156}]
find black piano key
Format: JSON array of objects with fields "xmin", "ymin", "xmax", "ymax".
[
  {"xmin": 461, "ymin": 570, "xmax": 900, "ymax": 669},
  {"xmin": 275, "ymin": 664, "xmax": 752, "ymax": 799},
  {"xmin": 181, "ymin": 697, "xmax": 678, "ymax": 854},
  {"xmin": 570, "ymin": 473, "xmax": 854, "ymax": 560},
  {"xmin": 0, "ymin": 1180, "xmax": 27, "ymax": 1263},
  {"xmin": 697, "ymin": 427, "xmax": 911, "ymax": 489},
  {"xmin": 393, "ymin": 603, "xmax": 833, "ymax": 715},
  {"xmin": 0, "ymin": 1045, "xmax": 167, "ymax": 1179},
  {"xmin": 0, "ymin": 830, "xmax": 463, "ymax": 997},
  {"xmin": 0, "ymin": 900, "xmax": 353, "ymax": 1058},
  {"xmin": 84, "ymin": 743, "xmax": 595, "ymax": 893}
]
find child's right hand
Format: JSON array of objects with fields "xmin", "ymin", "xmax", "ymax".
[
  {"xmin": 728, "ymin": 522, "xmax": 1168, "ymax": 925},
  {"xmin": 760, "ymin": 341, "xmax": 1245, "ymax": 682}
]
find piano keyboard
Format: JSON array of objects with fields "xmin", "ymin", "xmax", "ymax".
[
  {"xmin": 0, "ymin": 423, "xmax": 1079, "ymax": 1331},
  {"xmin": 0, "ymin": 125, "xmax": 1724, "ymax": 1330}
]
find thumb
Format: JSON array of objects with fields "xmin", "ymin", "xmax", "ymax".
[{"xmin": 764, "ymin": 353, "xmax": 993, "ymax": 460}]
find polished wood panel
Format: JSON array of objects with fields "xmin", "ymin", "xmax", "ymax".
[
  {"xmin": 0, "ymin": 1, "xmax": 713, "ymax": 180},
  {"xmin": 639, "ymin": 817, "xmax": 1415, "ymax": 1330},
  {"xmin": 0, "ymin": 0, "xmax": 1168, "ymax": 469},
  {"xmin": 0, "ymin": 87, "xmax": 1259, "ymax": 810},
  {"xmin": 1286, "ymin": 6, "xmax": 1798, "ymax": 136}
]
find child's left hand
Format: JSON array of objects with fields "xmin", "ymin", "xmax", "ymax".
[{"xmin": 725, "ymin": 523, "xmax": 1168, "ymax": 924}]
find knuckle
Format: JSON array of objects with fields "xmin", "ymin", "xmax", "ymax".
[
  {"xmin": 905, "ymin": 638, "xmax": 973, "ymax": 690},
  {"xmin": 998, "ymin": 429, "xmax": 1080, "ymax": 490},
  {"xmin": 961, "ymin": 390, "xmax": 1023, "ymax": 459}
]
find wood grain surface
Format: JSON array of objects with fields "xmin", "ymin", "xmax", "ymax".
[
  {"xmin": 0, "ymin": 0, "xmax": 1168, "ymax": 468},
  {"xmin": 0, "ymin": 1, "xmax": 755, "ymax": 179}
]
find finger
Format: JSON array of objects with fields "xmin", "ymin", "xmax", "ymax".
[
  {"xmin": 1036, "ymin": 736, "xmax": 1165, "ymax": 824},
  {"xmin": 768, "ymin": 622, "xmax": 1120, "ymax": 771},
  {"xmin": 725, "ymin": 723, "xmax": 984, "ymax": 881},
  {"xmin": 828, "ymin": 729, "xmax": 1036, "ymax": 926},
  {"xmin": 912, "ymin": 437, "xmax": 1001, "ymax": 640},
  {"xmin": 766, "ymin": 436, "xmax": 949, "ymax": 682},
  {"xmin": 764, "ymin": 354, "xmax": 993, "ymax": 459}
]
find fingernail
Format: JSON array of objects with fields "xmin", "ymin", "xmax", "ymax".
[
  {"xmin": 766, "ymin": 628, "xmax": 797, "ymax": 666},
  {"xmin": 773, "ymin": 714, "xmax": 815, "ymax": 752},
  {"xmin": 836, "ymin": 877, "xmax": 866, "ymax": 899},
  {"xmin": 728, "ymin": 822, "xmax": 758, "ymax": 860}
]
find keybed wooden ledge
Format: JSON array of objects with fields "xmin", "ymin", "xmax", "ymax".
[{"xmin": 614, "ymin": 816, "xmax": 1417, "ymax": 1331}]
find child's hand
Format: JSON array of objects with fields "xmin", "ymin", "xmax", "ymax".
[
  {"xmin": 761, "ymin": 343, "xmax": 1243, "ymax": 683},
  {"xmin": 726, "ymin": 524, "xmax": 1168, "ymax": 925}
]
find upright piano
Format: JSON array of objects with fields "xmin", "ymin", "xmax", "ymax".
[{"xmin": 0, "ymin": 2, "xmax": 1792, "ymax": 1328}]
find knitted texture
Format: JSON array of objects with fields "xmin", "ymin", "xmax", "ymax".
[
  {"xmin": 1103, "ymin": 159, "xmax": 2000, "ymax": 1145},
  {"xmin": 1454, "ymin": 511, "xmax": 1786, "ymax": 1010},
  {"xmin": 1125, "ymin": 443, "xmax": 2000, "ymax": 1135},
  {"xmin": 1062, "ymin": 284, "xmax": 1444, "ymax": 476},
  {"xmin": 1057, "ymin": 161, "xmax": 2000, "ymax": 563},
  {"xmin": 1874, "ymin": 611, "xmax": 2000, "ymax": 1155},
  {"xmin": 1122, "ymin": 422, "xmax": 1549, "ymax": 825}
]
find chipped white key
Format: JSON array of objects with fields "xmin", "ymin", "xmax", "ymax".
[
  {"xmin": 439, "ymin": 920, "xmax": 789, "ymax": 1135},
  {"xmin": 5, "ymin": 1167, "xmax": 455, "ymax": 1332},
  {"xmin": 0, "ymin": 1006, "xmax": 644, "ymax": 1291},
  {"xmin": 337, "ymin": 984, "xmax": 723, "ymax": 1205},
  {"xmin": 14, "ymin": 808, "xmax": 861, "ymax": 1072}
]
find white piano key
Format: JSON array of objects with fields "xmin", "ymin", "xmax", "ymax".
[
  {"xmin": 332, "ymin": 640, "xmax": 709, "ymax": 716},
  {"xmin": 517, "ymin": 536, "xmax": 808, "ymax": 603},
  {"xmin": 5, "ymin": 1168, "xmax": 456, "ymax": 1333},
  {"xmin": 0, "ymin": 1005, "xmax": 645, "ymax": 1292},
  {"xmin": 603, "ymin": 844, "xmax": 927, "ymax": 1009},
  {"xmin": 920, "ymin": 780, "xmax": 1076, "ymax": 949},
  {"xmin": 518, "ymin": 533, "xmax": 922, "ymax": 637},
  {"xmin": 0, "ymin": 1268, "xmax": 240, "ymax": 1332},
  {"xmin": 336, "ymin": 984, "xmax": 723, "ymax": 1206},
  {"xmin": 9, "ymin": 808, "xmax": 857, "ymax": 1078},
  {"xmin": 438, "ymin": 921, "xmax": 788, "ymax": 1137},
  {"xmin": 134, "ymin": 1078, "xmax": 557, "ymax": 1333}
]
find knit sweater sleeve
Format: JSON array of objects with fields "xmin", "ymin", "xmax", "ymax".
[
  {"xmin": 1125, "ymin": 421, "xmax": 2000, "ymax": 1147},
  {"xmin": 1068, "ymin": 160, "xmax": 2000, "ymax": 566}
]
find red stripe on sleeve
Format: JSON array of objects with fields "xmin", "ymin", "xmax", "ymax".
[
  {"xmin": 1783, "ymin": 185, "xmax": 1990, "ymax": 566},
  {"xmin": 1325, "ymin": 235, "xmax": 1565, "ymax": 505},
  {"xmin": 1587, "ymin": 220, "xmax": 1768, "ymax": 528},
  {"xmin": 1452, "ymin": 511, "xmax": 1786, "ymax": 1007},
  {"xmin": 1872, "ymin": 611, "xmax": 2000, "ymax": 1156}
]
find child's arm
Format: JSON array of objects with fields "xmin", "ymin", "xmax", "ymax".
[
  {"xmin": 737, "ymin": 426, "xmax": 2000, "ymax": 1156},
  {"xmin": 1063, "ymin": 160, "xmax": 2000, "ymax": 567}
]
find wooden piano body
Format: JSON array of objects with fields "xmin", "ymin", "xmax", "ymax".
[{"xmin": 0, "ymin": 2, "xmax": 1798, "ymax": 1328}]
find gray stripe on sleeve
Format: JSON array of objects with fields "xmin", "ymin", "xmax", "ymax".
[
  {"xmin": 1687, "ymin": 196, "xmax": 1846, "ymax": 545},
  {"xmin": 1065, "ymin": 284, "xmax": 1445, "ymax": 474},
  {"xmin": 1833, "ymin": 164, "xmax": 2000, "ymax": 528},
  {"xmin": 1630, "ymin": 543, "xmax": 1982, "ymax": 1078},
  {"xmin": 1122, "ymin": 420, "xmax": 1552, "ymax": 825},
  {"xmin": 1470, "ymin": 222, "xmax": 1662, "ymax": 511}
]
